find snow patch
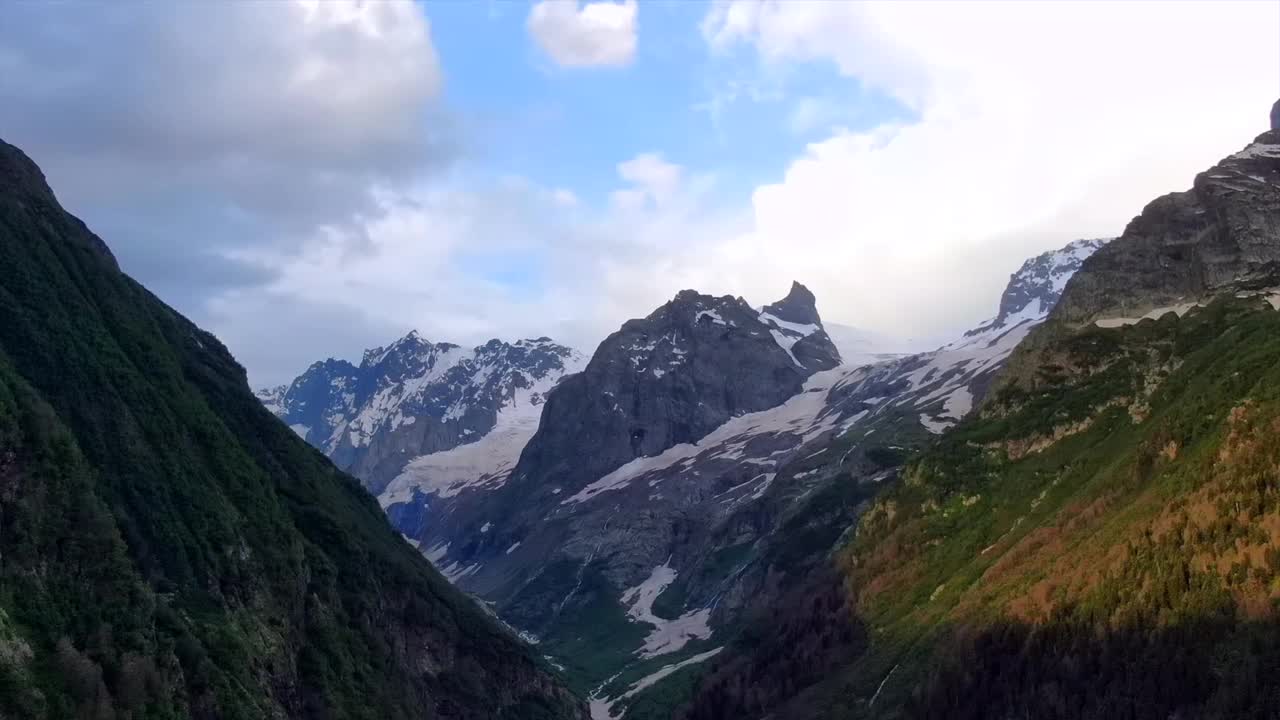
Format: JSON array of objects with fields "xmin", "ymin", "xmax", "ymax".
[
  {"xmin": 379, "ymin": 352, "xmax": 586, "ymax": 506},
  {"xmin": 942, "ymin": 387, "xmax": 973, "ymax": 419},
  {"xmin": 591, "ymin": 647, "xmax": 725, "ymax": 719},
  {"xmin": 758, "ymin": 311, "xmax": 818, "ymax": 337},
  {"xmin": 919, "ymin": 414, "xmax": 953, "ymax": 435},
  {"xmin": 563, "ymin": 368, "xmax": 852, "ymax": 505},
  {"xmin": 1232, "ymin": 142, "xmax": 1280, "ymax": 161},
  {"xmin": 695, "ymin": 309, "xmax": 732, "ymax": 326},
  {"xmin": 620, "ymin": 562, "xmax": 714, "ymax": 659},
  {"xmin": 768, "ymin": 329, "xmax": 805, "ymax": 368},
  {"xmin": 1094, "ymin": 301, "xmax": 1203, "ymax": 328}
]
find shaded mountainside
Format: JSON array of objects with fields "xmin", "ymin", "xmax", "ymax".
[
  {"xmin": 0, "ymin": 138, "xmax": 586, "ymax": 719},
  {"xmin": 682, "ymin": 120, "xmax": 1280, "ymax": 720},
  {"xmin": 258, "ymin": 333, "xmax": 584, "ymax": 496}
]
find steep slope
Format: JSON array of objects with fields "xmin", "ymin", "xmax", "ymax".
[
  {"xmin": 260, "ymin": 333, "xmax": 584, "ymax": 495},
  {"xmin": 683, "ymin": 119, "xmax": 1280, "ymax": 720},
  {"xmin": 385, "ymin": 240, "xmax": 1102, "ymax": 719},
  {"xmin": 0, "ymin": 138, "xmax": 586, "ymax": 719}
]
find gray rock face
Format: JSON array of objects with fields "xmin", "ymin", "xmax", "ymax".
[
  {"xmin": 259, "ymin": 333, "xmax": 584, "ymax": 494},
  {"xmin": 1271, "ymin": 98, "xmax": 1280, "ymax": 131},
  {"xmin": 1054, "ymin": 128, "xmax": 1280, "ymax": 326},
  {"xmin": 505, "ymin": 285, "xmax": 840, "ymax": 503}
]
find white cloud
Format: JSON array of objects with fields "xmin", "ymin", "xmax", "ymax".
[
  {"xmin": 528, "ymin": 0, "xmax": 638, "ymax": 68},
  {"xmin": 690, "ymin": 0, "xmax": 1280, "ymax": 339},
  {"xmin": 217, "ymin": 0, "xmax": 1280, "ymax": 385},
  {"xmin": 214, "ymin": 158, "xmax": 744, "ymax": 385},
  {"xmin": 613, "ymin": 153, "xmax": 683, "ymax": 209},
  {"xmin": 13, "ymin": 0, "xmax": 1277, "ymax": 389},
  {"xmin": 551, "ymin": 188, "xmax": 580, "ymax": 207}
]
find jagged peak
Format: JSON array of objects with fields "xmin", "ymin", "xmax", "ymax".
[
  {"xmin": 966, "ymin": 238, "xmax": 1110, "ymax": 337},
  {"xmin": 762, "ymin": 280, "xmax": 822, "ymax": 327}
]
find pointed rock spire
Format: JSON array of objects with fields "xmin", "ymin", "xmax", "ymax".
[{"xmin": 762, "ymin": 281, "xmax": 822, "ymax": 327}]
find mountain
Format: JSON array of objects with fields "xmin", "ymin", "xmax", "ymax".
[
  {"xmin": 259, "ymin": 334, "xmax": 584, "ymax": 495},
  {"xmin": 681, "ymin": 113, "xmax": 1280, "ymax": 720},
  {"xmin": 366, "ymin": 240, "xmax": 1100, "ymax": 720},
  {"xmin": 0, "ymin": 138, "xmax": 586, "ymax": 719},
  {"xmin": 966, "ymin": 238, "xmax": 1110, "ymax": 336}
]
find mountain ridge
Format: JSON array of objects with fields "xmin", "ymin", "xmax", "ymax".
[
  {"xmin": 259, "ymin": 332, "xmax": 585, "ymax": 495},
  {"xmin": 680, "ymin": 106, "xmax": 1280, "ymax": 720},
  {"xmin": 0, "ymin": 137, "xmax": 587, "ymax": 720}
]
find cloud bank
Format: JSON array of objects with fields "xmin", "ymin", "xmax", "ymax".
[{"xmin": 2, "ymin": 0, "xmax": 1277, "ymax": 387}]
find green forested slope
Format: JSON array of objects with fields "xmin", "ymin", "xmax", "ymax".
[
  {"xmin": 0, "ymin": 139, "xmax": 586, "ymax": 719},
  {"xmin": 688, "ymin": 287, "xmax": 1280, "ymax": 720}
]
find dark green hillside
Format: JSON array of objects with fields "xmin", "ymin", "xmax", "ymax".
[{"xmin": 0, "ymin": 139, "xmax": 585, "ymax": 719}]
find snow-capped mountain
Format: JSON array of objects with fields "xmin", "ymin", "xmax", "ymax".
[
  {"xmin": 258, "ymin": 333, "xmax": 584, "ymax": 494},
  {"xmin": 967, "ymin": 237, "xmax": 1110, "ymax": 336},
  {"xmin": 379, "ymin": 241, "xmax": 1107, "ymax": 718},
  {"xmin": 251, "ymin": 242, "xmax": 1106, "ymax": 718}
]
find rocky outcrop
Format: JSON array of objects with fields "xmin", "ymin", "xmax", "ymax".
[{"xmin": 1053, "ymin": 128, "xmax": 1280, "ymax": 327}]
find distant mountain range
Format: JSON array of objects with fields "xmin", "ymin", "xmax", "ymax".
[
  {"xmin": 258, "ymin": 234, "xmax": 1108, "ymax": 717},
  {"xmin": 256, "ymin": 335, "xmax": 585, "ymax": 495}
]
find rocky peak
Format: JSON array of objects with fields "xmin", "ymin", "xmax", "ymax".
[
  {"xmin": 496, "ymin": 284, "xmax": 840, "ymax": 505},
  {"xmin": 1270, "ymin": 97, "xmax": 1279, "ymax": 131},
  {"xmin": 258, "ymin": 332, "xmax": 584, "ymax": 493},
  {"xmin": 967, "ymin": 238, "xmax": 1110, "ymax": 336},
  {"xmin": 253, "ymin": 385, "xmax": 287, "ymax": 415},
  {"xmin": 762, "ymin": 280, "xmax": 822, "ymax": 326},
  {"xmin": 1053, "ymin": 125, "xmax": 1280, "ymax": 327}
]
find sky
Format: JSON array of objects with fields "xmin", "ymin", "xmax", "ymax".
[{"xmin": 0, "ymin": 0, "xmax": 1277, "ymax": 386}]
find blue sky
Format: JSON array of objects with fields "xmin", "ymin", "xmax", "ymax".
[
  {"xmin": 428, "ymin": 0, "xmax": 912, "ymax": 206},
  {"xmin": 0, "ymin": 1, "xmax": 1275, "ymax": 385}
]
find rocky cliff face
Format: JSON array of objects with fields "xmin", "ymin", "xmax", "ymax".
[
  {"xmin": 260, "ymin": 333, "xmax": 584, "ymax": 494},
  {"xmin": 1053, "ymin": 130, "xmax": 1280, "ymax": 327},
  {"xmin": 504, "ymin": 285, "xmax": 840, "ymax": 506}
]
